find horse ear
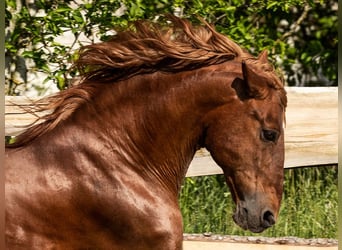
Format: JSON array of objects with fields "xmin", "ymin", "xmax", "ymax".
[
  {"xmin": 242, "ymin": 61, "xmax": 268, "ymax": 98},
  {"xmin": 258, "ymin": 50, "xmax": 269, "ymax": 64}
]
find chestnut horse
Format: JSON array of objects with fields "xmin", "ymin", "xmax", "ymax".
[{"xmin": 5, "ymin": 16, "xmax": 287, "ymax": 249}]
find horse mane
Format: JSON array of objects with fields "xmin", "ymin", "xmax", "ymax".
[
  {"xmin": 6, "ymin": 15, "xmax": 285, "ymax": 148},
  {"xmin": 73, "ymin": 15, "xmax": 245, "ymax": 82}
]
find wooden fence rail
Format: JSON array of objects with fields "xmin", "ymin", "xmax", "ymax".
[
  {"xmin": 5, "ymin": 86, "xmax": 338, "ymax": 249},
  {"xmin": 5, "ymin": 87, "xmax": 338, "ymax": 176}
]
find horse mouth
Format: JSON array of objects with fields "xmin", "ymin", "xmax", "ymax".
[
  {"xmin": 232, "ymin": 214, "xmax": 266, "ymax": 233},
  {"xmin": 232, "ymin": 209, "xmax": 274, "ymax": 233}
]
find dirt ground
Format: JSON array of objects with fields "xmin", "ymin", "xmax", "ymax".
[{"xmin": 183, "ymin": 234, "xmax": 338, "ymax": 250}]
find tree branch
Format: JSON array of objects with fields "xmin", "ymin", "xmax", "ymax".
[{"xmin": 280, "ymin": 4, "xmax": 311, "ymax": 40}]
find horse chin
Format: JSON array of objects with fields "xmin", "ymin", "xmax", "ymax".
[{"xmin": 232, "ymin": 211, "xmax": 269, "ymax": 233}]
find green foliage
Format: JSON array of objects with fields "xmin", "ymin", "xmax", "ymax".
[
  {"xmin": 5, "ymin": 0, "xmax": 337, "ymax": 95},
  {"xmin": 180, "ymin": 166, "xmax": 338, "ymax": 238},
  {"xmin": 179, "ymin": 0, "xmax": 337, "ymax": 86}
]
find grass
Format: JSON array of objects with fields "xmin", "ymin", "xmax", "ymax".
[{"xmin": 179, "ymin": 165, "xmax": 338, "ymax": 239}]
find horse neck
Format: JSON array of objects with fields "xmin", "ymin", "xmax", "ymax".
[{"xmin": 64, "ymin": 65, "xmax": 238, "ymax": 196}]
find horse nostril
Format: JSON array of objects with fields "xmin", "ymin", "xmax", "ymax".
[
  {"xmin": 242, "ymin": 207, "xmax": 248, "ymax": 216},
  {"xmin": 262, "ymin": 210, "xmax": 275, "ymax": 227}
]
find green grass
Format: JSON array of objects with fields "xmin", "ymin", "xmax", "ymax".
[{"xmin": 179, "ymin": 165, "xmax": 338, "ymax": 239}]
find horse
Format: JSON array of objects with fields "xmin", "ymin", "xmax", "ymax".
[{"xmin": 5, "ymin": 16, "xmax": 287, "ymax": 249}]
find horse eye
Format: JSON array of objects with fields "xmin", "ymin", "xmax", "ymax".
[{"xmin": 261, "ymin": 129, "xmax": 278, "ymax": 142}]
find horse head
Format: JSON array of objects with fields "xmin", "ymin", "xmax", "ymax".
[{"xmin": 203, "ymin": 51, "xmax": 287, "ymax": 233}]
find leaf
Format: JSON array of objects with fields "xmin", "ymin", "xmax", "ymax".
[
  {"xmin": 55, "ymin": 72, "xmax": 65, "ymax": 90},
  {"xmin": 72, "ymin": 9, "xmax": 84, "ymax": 24},
  {"xmin": 55, "ymin": 7, "xmax": 72, "ymax": 13},
  {"xmin": 21, "ymin": 51, "xmax": 35, "ymax": 58}
]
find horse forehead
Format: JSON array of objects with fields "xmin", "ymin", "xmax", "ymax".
[
  {"xmin": 249, "ymin": 93, "xmax": 285, "ymax": 122},
  {"xmin": 262, "ymin": 96, "xmax": 283, "ymax": 113}
]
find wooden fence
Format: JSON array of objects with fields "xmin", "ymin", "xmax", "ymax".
[
  {"xmin": 5, "ymin": 87, "xmax": 338, "ymax": 175},
  {"xmin": 5, "ymin": 87, "xmax": 338, "ymax": 249}
]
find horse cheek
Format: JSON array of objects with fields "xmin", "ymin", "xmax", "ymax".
[{"xmin": 203, "ymin": 115, "xmax": 247, "ymax": 176}]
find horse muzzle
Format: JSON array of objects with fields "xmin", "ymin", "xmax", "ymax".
[{"xmin": 232, "ymin": 204, "xmax": 277, "ymax": 233}]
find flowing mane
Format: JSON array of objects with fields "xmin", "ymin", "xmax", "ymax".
[
  {"xmin": 74, "ymin": 15, "xmax": 245, "ymax": 82},
  {"xmin": 7, "ymin": 15, "xmax": 285, "ymax": 148}
]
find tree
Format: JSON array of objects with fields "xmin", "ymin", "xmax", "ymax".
[{"xmin": 5, "ymin": 0, "xmax": 338, "ymax": 96}]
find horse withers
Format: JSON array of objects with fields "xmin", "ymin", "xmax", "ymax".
[{"xmin": 5, "ymin": 16, "xmax": 287, "ymax": 249}]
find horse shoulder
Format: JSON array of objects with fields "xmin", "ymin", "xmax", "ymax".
[{"xmin": 5, "ymin": 145, "xmax": 183, "ymax": 249}]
